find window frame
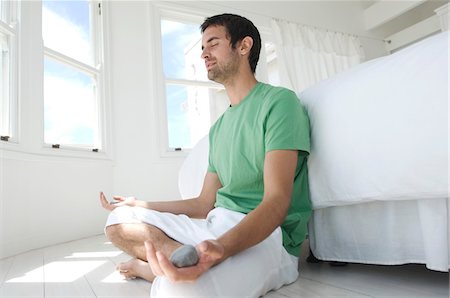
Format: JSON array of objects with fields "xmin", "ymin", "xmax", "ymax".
[
  {"xmin": 0, "ymin": 0, "xmax": 18, "ymax": 144},
  {"xmin": 42, "ymin": 0, "xmax": 106, "ymax": 152},
  {"xmin": 152, "ymin": 4, "xmax": 226, "ymax": 157},
  {"xmin": 0, "ymin": 0, "xmax": 111, "ymax": 161}
]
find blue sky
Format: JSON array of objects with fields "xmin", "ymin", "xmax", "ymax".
[{"xmin": 43, "ymin": 0, "xmax": 90, "ymax": 34}]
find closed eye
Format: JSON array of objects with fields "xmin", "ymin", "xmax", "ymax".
[{"xmin": 201, "ymin": 43, "xmax": 218, "ymax": 51}]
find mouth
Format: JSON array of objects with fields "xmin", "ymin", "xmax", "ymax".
[{"xmin": 205, "ymin": 62, "xmax": 216, "ymax": 71}]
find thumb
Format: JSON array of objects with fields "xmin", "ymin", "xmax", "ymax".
[{"xmin": 198, "ymin": 240, "xmax": 225, "ymax": 262}]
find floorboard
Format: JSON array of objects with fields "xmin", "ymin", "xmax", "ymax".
[{"xmin": 0, "ymin": 249, "xmax": 45, "ymax": 297}]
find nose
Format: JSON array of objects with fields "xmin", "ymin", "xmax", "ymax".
[{"xmin": 201, "ymin": 47, "xmax": 209, "ymax": 60}]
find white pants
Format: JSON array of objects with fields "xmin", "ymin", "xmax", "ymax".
[{"xmin": 105, "ymin": 206, "xmax": 299, "ymax": 298}]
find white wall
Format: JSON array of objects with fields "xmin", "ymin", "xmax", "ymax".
[
  {"xmin": 0, "ymin": 152, "xmax": 113, "ymax": 258},
  {"xmin": 0, "ymin": 1, "xmax": 114, "ymax": 259},
  {"xmin": 107, "ymin": 2, "xmax": 183, "ymax": 201}
]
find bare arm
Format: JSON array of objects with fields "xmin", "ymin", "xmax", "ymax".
[
  {"xmin": 215, "ymin": 149, "xmax": 297, "ymax": 260},
  {"xmin": 100, "ymin": 172, "xmax": 222, "ymax": 219}
]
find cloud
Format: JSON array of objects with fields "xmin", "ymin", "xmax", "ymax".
[
  {"xmin": 44, "ymin": 73, "xmax": 97, "ymax": 146},
  {"xmin": 42, "ymin": 6, "xmax": 92, "ymax": 65}
]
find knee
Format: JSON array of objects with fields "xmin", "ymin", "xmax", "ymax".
[
  {"xmin": 105, "ymin": 224, "xmax": 126, "ymax": 244},
  {"xmin": 105, "ymin": 223, "xmax": 155, "ymax": 244}
]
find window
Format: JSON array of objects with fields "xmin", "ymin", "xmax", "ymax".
[
  {"xmin": 42, "ymin": 0, "xmax": 103, "ymax": 150},
  {"xmin": 160, "ymin": 18, "xmax": 228, "ymax": 151},
  {"xmin": 0, "ymin": 0, "xmax": 17, "ymax": 142}
]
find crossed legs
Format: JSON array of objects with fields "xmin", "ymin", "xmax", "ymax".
[{"xmin": 105, "ymin": 223, "xmax": 182, "ymax": 282}]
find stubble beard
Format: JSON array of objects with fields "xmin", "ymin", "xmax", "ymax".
[{"xmin": 207, "ymin": 51, "xmax": 240, "ymax": 85}]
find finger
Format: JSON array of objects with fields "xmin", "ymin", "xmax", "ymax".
[
  {"xmin": 112, "ymin": 196, "xmax": 125, "ymax": 202},
  {"xmin": 100, "ymin": 192, "xmax": 110, "ymax": 203},
  {"xmin": 157, "ymin": 252, "xmax": 204, "ymax": 283},
  {"xmin": 156, "ymin": 251, "xmax": 184, "ymax": 282},
  {"xmin": 100, "ymin": 192, "xmax": 114, "ymax": 210},
  {"xmin": 145, "ymin": 241, "xmax": 163, "ymax": 276}
]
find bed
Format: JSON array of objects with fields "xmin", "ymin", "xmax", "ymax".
[
  {"xmin": 178, "ymin": 31, "xmax": 449, "ymax": 272},
  {"xmin": 301, "ymin": 30, "xmax": 449, "ymax": 272}
]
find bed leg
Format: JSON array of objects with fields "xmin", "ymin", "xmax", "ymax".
[{"xmin": 306, "ymin": 249, "xmax": 322, "ymax": 263}]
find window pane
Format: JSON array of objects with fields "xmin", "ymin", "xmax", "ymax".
[
  {"xmin": 42, "ymin": 0, "xmax": 93, "ymax": 65},
  {"xmin": 0, "ymin": 31, "xmax": 10, "ymax": 136},
  {"xmin": 161, "ymin": 19, "xmax": 208, "ymax": 81},
  {"xmin": 44, "ymin": 58, "xmax": 98, "ymax": 147},
  {"xmin": 166, "ymin": 84, "xmax": 220, "ymax": 149}
]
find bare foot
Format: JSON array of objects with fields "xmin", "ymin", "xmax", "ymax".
[{"xmin": 117, "ymin": 258, "xmax": 156, "ymax": 282}]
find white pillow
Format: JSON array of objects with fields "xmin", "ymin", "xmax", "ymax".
[{"xmin": 178, "ymin": 135, "xmax": 209, "ymax": 199}]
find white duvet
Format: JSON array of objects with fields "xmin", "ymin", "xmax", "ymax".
[{"xmin": 300, "ymin": 31, "xmax": 449, "ymax": 209}]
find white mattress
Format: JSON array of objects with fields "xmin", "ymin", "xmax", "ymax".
[{"xmin": 300, "ymin": 31, "xmax": 449, "ymax": 209}]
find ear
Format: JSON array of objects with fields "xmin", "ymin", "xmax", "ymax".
[{"xmin": 239, "ymin": 36, "xmax": 254, "ymax": 56}]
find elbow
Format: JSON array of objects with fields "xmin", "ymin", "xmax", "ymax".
[
  {"xmin": 195, "ymin": 197, "xmax": 215, "ymax": 218},
  {"xmin": 278, "ymin": 199, "xmax": 291, "ymax": 224}
]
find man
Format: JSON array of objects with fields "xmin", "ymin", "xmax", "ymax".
[{"xmin": 100, "ymin": 13, "xmax": 311, "ymax": 297}]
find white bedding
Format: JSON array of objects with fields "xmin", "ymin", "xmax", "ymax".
[{"xmin": 299, "ymin": 31, "xmax": 449, "ymax": 209}]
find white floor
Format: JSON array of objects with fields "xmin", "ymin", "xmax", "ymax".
[{"xmin": 0, "ymin": 235, "xmax": 448, "ymax": 298}]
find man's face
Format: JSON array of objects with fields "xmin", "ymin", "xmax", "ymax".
[{"xmin": 201, "ymin": 25, "xmax": 240, "ymax": 84}]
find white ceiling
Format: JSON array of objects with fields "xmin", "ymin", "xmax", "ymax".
[{"xmin": 200, "ymin": 1, "xmax": 447, "ymax": 39}]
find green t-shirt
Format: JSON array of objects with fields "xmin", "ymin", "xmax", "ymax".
[{"xmin": 208, "ymin": 82, "xmax": 312, "ymax": 256}]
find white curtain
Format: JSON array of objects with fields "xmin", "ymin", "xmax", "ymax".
[{"xmin": 271, "ymin": 19, "xmax": 364, "ymax": 92}]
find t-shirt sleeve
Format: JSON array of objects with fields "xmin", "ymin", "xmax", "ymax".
[{"xmin": 264, "ymin": 90, "xmax": 310, "ymax": 154}]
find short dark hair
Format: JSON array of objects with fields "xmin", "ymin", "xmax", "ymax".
[{"xmin": 200, "ymin": 13, "xmax": 261, "ymax": 73}]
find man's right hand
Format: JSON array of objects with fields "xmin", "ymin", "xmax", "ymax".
[{"xmin": 100, "ymin": 191, "xmax": 136, "ymax": 211}]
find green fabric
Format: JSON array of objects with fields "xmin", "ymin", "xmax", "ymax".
[{"xmin": 208, "ymin": 82, "xmax": 312, "ymax": 256}]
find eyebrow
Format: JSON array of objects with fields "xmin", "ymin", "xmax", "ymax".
[{"xmin": 201, "ymin": 36, "xmax": 220, "ymax": 50}]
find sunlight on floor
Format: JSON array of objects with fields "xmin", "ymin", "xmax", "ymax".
[
  {"xmin": 6, "ymin": 260, "xmax": 107, "ymax": 283},
  {"xmin": 101, "ymin": 270, "xmax": 129, "ymax": 283}
]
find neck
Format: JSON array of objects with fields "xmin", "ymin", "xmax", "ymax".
[{"xmin": 224, "ymin": 72, "xmax": 258, "ymax": 106}]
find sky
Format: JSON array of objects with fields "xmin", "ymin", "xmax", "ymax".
[
  {"xmin": 161, "ymin": 19, "xmax": 207, "ymax": 148},
  {"xmin": 42, "ymin": 0, "xmax": 96, "ymax": 146}
]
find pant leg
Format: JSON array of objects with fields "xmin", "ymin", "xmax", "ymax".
[
  {"xmin": 105, "ymin": 206, "xmax": 215, "ymax": 245},
  {"xmin": 150, "ymin": 227, "xmax": 299, "ymax": 298}
]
